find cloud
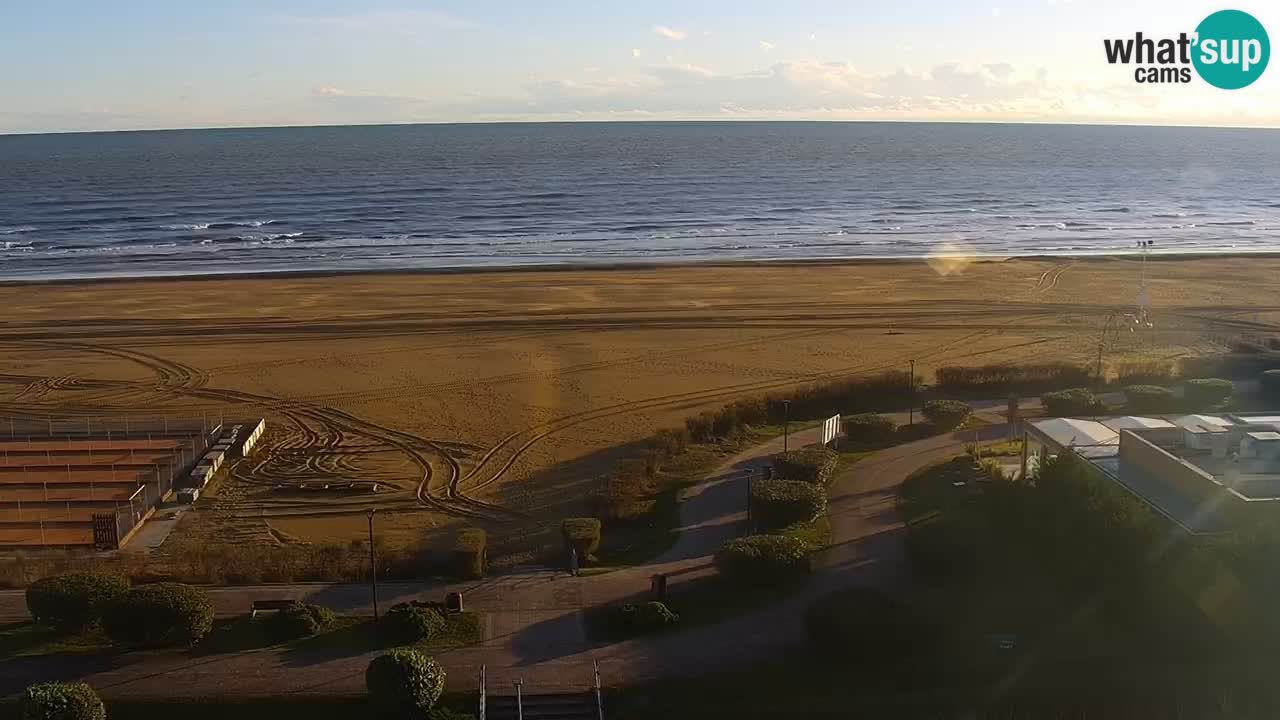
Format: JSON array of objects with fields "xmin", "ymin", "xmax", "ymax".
[
  {"xmin": 268, "ymin": 9, "xmax": 470, "ymax": 36},
  {"xmin": 631, "ymin": 48, "xmax": 642, "ymax": 59},
  {"xmin": 652, "ymin": 25, "xmax": 687, "ymax": 41},
  {"xmin": 759, "ymin": 40, "xmax": 776, "ymax": 51}
]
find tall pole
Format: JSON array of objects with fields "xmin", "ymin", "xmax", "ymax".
[
  {"xmin": 367, "ymin": 508, "xmax": 379, "ymax": 623},
  {"xmin": 782, "ymin": 400, "xmax": 791, "ymax": 453},
  {"xmin": 909, "ymin": 359, "xmax": 916, "ymax": 427}
]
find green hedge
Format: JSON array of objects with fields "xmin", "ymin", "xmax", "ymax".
[
  {"xmin": 1040, "ymin": 388, "xmax": 1100, "ymax": 417},
  {"xmin": 934, "ymin": 363, "xmax": 1092, "ymax": 395},
  {"xmin": 750, "ymin": 479, "xmax": 826, "ymax": 532},
  {"xmin": 561, "ymin": 518, "xmax": 602, "ymax": 563},
  {"xmin": 714, "ymin": 534, "xmax": 812, "ymax": 584},
  {"xmin": 386, "ymin": 603, "xmax": 447, "ymax": 644},
  {"xmin": 19, "ymin": 682, "xmax": 106, "ymax": 720},
  {"xmin": 771, "ymin": 446, "xmax": 838, "ymax": 485},
  {"xmin": 25, "ymin": 572, "xmax": 129, "ymax": 634},
  {"xmin": 267, "ymin": 602, "xmax": 335, "ymax": 640},
  {"xmin": 803, "ymin": 587, "xmax": 938, "ymax": 664},
  {"xmin": 103, "ymin": 582, "xmax": 214, "ymax": 648},
  {"xmin": 1115, "ymin": 360, "xmax": 1176, "ymax": 386},
  {"xmin": 921, "ymin": 399, "xmax": 971, "ymax": 431},
  {"xmin": 365, "ymin": 648, "xmax": 446, "ymax": 717},
  {"xmin": 451, "ymin": 528, "xmax": 488, "ymax": 580},
  {"xmin": 1124, "ymin": 385, "xmax": 1177, "ymax": 413},
  {"xmin": 1180, "ymin": 353, "xmax": 1280, "ymax": 379},
  {"xmin": 841, "ymin": 413, "xmax": 897, "ymax": 443},
  {"xmin": 1184, "ymin": 377, "xmax": 1233, "ymax": 409}
]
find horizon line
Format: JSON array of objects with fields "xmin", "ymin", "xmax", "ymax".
[{"xmin": 4, "ymin": 117, "xmax": 1280, "ymax": 138}]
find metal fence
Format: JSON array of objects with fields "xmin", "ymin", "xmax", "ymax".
[{"xmin": 0, "ymin": 414, "xmax": 215, "ymax": 548}]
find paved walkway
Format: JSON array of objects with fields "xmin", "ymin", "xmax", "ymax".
[{"xmin": 0, "ymin": 418, "xmax": 1006, "ymax": 700}]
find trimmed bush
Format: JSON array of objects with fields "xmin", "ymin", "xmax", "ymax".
[
  {"xmin": 921, "ymin": 399, "xmax": 971, "ymax": 431},
  {"xmin": 25, "ymin": 572, "xmax": 128, "ymax": 634},
  {"xmin": 561, "ymin": 518, "xmax": 602, "ymax": 562},
  {"xmin": 1262, "ymin": 369, "xmax": 1280, "ymax": 402},
  {"xmin": 1124, "ymin": 385, "xmax": 1177, "ymax": 414},
  {"xmin": 1041, "ymin": 388, "xmax": 1098, "ymax": 417},
  {"xmin": 267, "ymin": 602, "xmax": 335, "ymax": 640},
  {"xmin": 103, "ymin": 582, "xmax": 214, "ymax": 648},
  {"xmin": 366, "ymin": 648, "xmax": 446, "ymax": 718},
  {"xmin": 451, "ymin": 528, "xmax": 487, "ymax": 580},
  {"xmin": 804, "ymin": 587, "xmax": 938, "ymax": 665},
  {"xmin": 1184, "ymin": 378, "xmax": 1233, "ymax": 409},
  {"xmin": 841, "ymin": 413, "xmax": 897, "ymax": 444},
  {"xmin": 750, "ymin": 479, "xmax": 826, "ymax": 532},
  {"xmin": 772, "ymin": 446, "xmax": 838, "ymax": 485},
  {"xmin": 715, "ymin": 534, "xmax": 812, "ymax": 584},
  {"xmin": 18, "ymin": 682, "xmax": 106, "ymax": 720},
  {"xmin": 386, "ymin": 603, "xmax": 447, "ymax": 644}
]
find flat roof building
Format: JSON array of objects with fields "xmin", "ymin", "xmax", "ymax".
[{"xmin": 1023, "ymin": 413, "xmax": 1280, "ymax": 535}]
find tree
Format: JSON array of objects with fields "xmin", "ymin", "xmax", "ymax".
[{"xmin": 366, "ymin": 648, "xmax": 446, "ymax": 718}]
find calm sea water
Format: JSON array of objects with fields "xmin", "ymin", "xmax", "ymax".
[{"xmin": 1, "ymin": 122, "xmax": 1279, "ymax": 280}]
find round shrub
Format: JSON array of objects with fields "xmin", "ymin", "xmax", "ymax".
[
  {"xmin": 561, "ymin": 517, "xmax": 602, "ymax": 562},
  {"xmin": 1184, "ymin": 377, "xmax": 1233, "ymax": 409},
  {"xmin": 921, "ymin": 400, "xmax": 972, "ymax": 431},
  {"xmin": 771, "ymin": 446, "xmax": 839, "ymax": 484},
  {"xmin": 452, "ymin": 528, "xmax": 488, "ymax": 580},
  {"xmin": 19, "ymin": 682, "xmax": 106, "ymax": 720},
  {"xmin": 366, "ymin": 648, "xmax": 446, "ymax": 718},
  {"xmin": 750, "ymin": 479, "xmax": 826, "ymax": 532},
  {"xmin": 25, "ymin": 572, "xmax": 129, "ymax": 634},
  {"xmin": 841, "ymin": 413, "xmax": 897, "ymax": 444},
  {"xmin": 103, "ymin": 582, "xmax": 214, "ymax": 648},
  {"xmin": 267, "ymin": 602, "xmax": 335, "ymax": 640},
  {"xmin": 804, "ymin": 587, "xmax": 937, "ymax": 665},
  {"xmin": 1263, "ymin": 369, "xmax": 1280, "ymax": 402},
  {"xmin": 1124, "ymin": 385, "xmax": 1177, "ymax": 414},
  {"xmin": 1041, "ymin": 388, "xmax": 1098, "ymax": 417},
  {"xmin": 715, "ymin": 534, "xmax": 812, "ymax": 584},
  {"xmin": 386, "ymin": 603, "xmax": 447, "ymax": 644}
]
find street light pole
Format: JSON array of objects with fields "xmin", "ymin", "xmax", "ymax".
[
  {"xmin": 782, "ymin": 400, "xmax": 791, "ymax": 453},
  {"xmin": 367, "ymin": 508, "xmax": 379, "ymax": 623}
]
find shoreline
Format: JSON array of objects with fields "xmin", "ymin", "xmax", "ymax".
[{"xmin": 1, "ymin": 250, "xmax": 1275, "ymax": 288}]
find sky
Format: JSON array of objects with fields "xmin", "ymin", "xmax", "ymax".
[{"xmin": 2, "ymin": 0, "xmax": 1278, "ymax": 133}]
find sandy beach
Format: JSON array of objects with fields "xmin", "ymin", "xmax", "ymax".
[{"xmin": 0, "ymin": 256, "xmax": 1270, "ymax": 553}]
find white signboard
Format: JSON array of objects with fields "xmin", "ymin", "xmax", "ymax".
[{"xmin": 822, "ymin": 415, "xmax": 841, "ymax": 446}]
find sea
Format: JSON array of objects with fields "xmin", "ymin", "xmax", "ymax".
[{"xmin": 1, "ymin": 121, "xmax": 1278, "ymax": 280}]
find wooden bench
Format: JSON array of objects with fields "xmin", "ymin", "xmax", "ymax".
[{"xmin": 250, "ymin": 598, "xmax": 294, "ymax": 618}]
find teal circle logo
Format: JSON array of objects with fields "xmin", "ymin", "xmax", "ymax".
[{"xmin": 1192, "ymin": 10, "xmax": 1269, "ymax": 89}]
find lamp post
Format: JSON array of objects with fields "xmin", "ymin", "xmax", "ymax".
[
  {"xmin": 367, "ymin": 508, "xmax": 379, "ymax": 623},
  {"xmin": 782, "ymin": 400, "xmax": 791, "ymax": 453}
]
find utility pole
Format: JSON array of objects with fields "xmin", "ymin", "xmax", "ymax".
[
  {"xmin": 909, "ymin": 359, "xmax": 916, "ymax": 426},
  {"xmin": 782, "ymin": 400, "xmax": 791, "ymax": 453},
  {"xmin": 367, "ymin": 508, "xmax": 379, "ymax": 623}
]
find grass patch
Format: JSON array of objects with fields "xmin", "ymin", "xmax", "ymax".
[
  {"xmin": 0, "ymin": 622, "xmax": 114, "ymax": 657},
  {"xmin": 967, "ymin": 438, "xmax": 1024, "ymax": 457},
  {"xmin": 191, "ymin": 614, "xmax": 365, "ymax": 656},
  {"xmin": 288, "ymin": 611, "xmax": 485, "ymax": 660}
]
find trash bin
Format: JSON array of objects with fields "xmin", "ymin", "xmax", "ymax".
[{"xmin": 445, "ymin": 591, "xmax": 464, "ymax": 613}]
